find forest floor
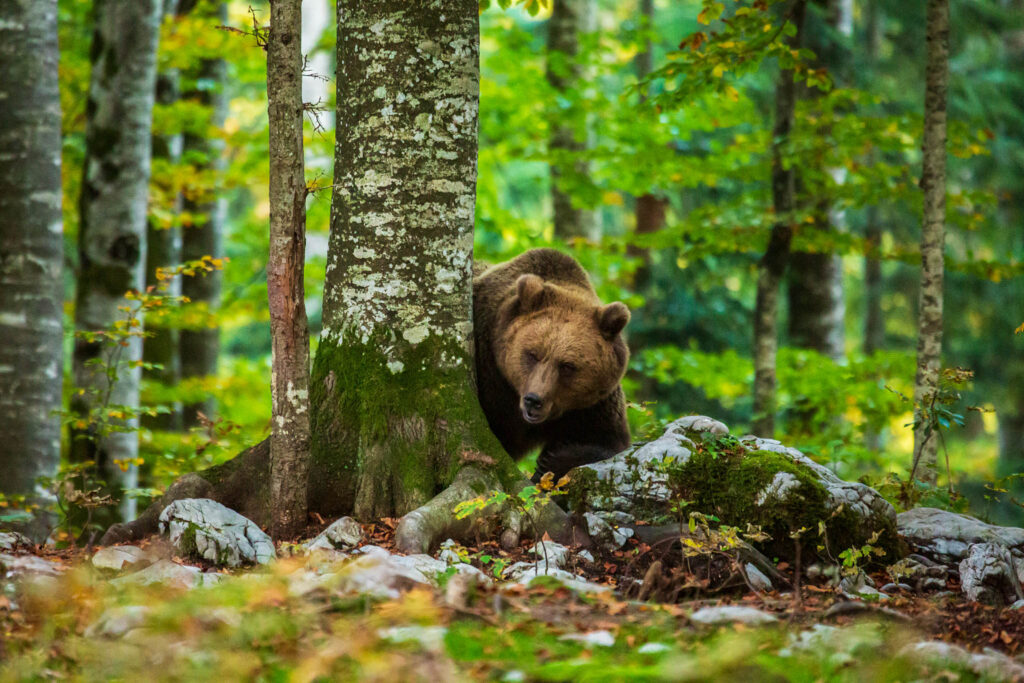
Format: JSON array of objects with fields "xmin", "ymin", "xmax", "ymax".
[{"xmin": 3, "ymin": 522, "xmax": 1024, "ymax": 681}]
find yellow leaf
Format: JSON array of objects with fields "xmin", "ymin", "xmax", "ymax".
[
  {"xmin": 712, "ymin": 63, "xmax": 726, "ymax": 79},
  {"xmin": 1015, "ymin": 322, "xmax": 1024, "ymax": 335},
  {"xmin": 602, "ymin": 191, "xmax": 624, "ymax": 206}
]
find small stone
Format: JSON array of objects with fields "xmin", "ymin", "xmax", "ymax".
[
  {"xmin": 84, "ymin": 605, "xmax": 150, "ymax": 638},
  {"xmin": 918, "ymin": 576, "xmax": 946, "ymax": 592},
  {"xmin": 690, "ymin": 605, "xmax": 778, "ymax": 626},
  {"xmin": 577, "ymin": 550, "xmax": 595, "ymax": 564},
  {"xmin": 379, "ymin": 625, "xmax": 448, "ymax": 652},
  {"xmin": 1011, "ymin": 599, "xmax": 1024, "ymax": 610},
  {"xmin": 560, "ymin": 630, "xmax": 615, "ymax": 647},
  {"xmin": 583, "ymin": 512, "xmax": 633, "ymax": 552},
  {"xmin": 92, "ymin": 545, "xmax": 151, "ymax": 572},
  {"xmin": 745, "ymin": 563, "xmax": 773, "ymax": 592},
  {"xmin": 906, "ymin": 640, "xmax": 1024, "ymax": 681},
  {"xmin": 159, "ymin": 498, "xmax": 275, "ymax": 567},
  {"xmin": 111, "ymin": 560, "xmax": 211, "ymax": 589},
  {"xmin": 0, "ymin": 552, "xmax": 64, "ymax": 578},
  {"xmin": 959, "ymin": 542, "xmax": 1024, "ymax": 604},
  {"xmin": 528, "ymin": 540, "xmax": 571, "ymax": 568},
  {"xmin": 307, "ymin": 517, "xmax": 362, "ymax": 552},
  {"xmin": 0, "ymin": 532, "xmax": 31, "ymax": 551},
  {"xmin": 638, "ymin": 642, "xmax": 671, "ymax": 654}
]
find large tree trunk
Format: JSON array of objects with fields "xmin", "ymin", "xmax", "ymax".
[
  {"xmin": 752, "ymin": 0, "xmax": 806, "ymax": 438},
  {"xmin": 546, "ymin": 0, "xmax": 597, "ymax": 241},
  {"xmin": 71, "ymin": 0, "xmax": 162, "ymax": 521},
  {"xmin": 179, "ymin": 1, "xmax": 227, "ymax": 428},
  {"xmin": 267, "ymin": 0, "xmax": 311, "ymax": 541},
  {"xmin": 786, "ymin": 0, "xmax": 849, "ymax": 362},
  {"xmin": 910, "ymin": 0, "xmax": 949, "ymax": 486},
  {"xmin": 143, "ymin": 0, "xmax": 185, "ymax": 433},
  {"xmin": 0, "ymin": 0, "xmax": 63, "ymax": 538},
  {"xmin": 104, "ymin": 0, "xmax": 574, "ymax": 552}
]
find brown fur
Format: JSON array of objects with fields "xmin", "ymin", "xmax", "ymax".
[{"xmin": 473, "ymin": 248, "xmax": 631, "ymax": 480}]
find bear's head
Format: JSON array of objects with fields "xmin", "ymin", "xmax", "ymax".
[{"xmin": 495, "ymin": 274, "xmax": 630, "ymax": 425}]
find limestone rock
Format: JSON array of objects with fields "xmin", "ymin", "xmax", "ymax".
[
  {"xmin": 906, "ymin": 641, "xmax": 1024, "ymax": 680},
  {"xmin": 575, "ymin": 416, "xmax": 897, "ymax": 556},
  {"xmin": 306, "ymin": 517, "xmax": 362, "ymax": 552},
  {"xmin": 898, "ymin": 507, "xmax": 1024, "ymax": 579},
  {"xmin": 159, "ymin": 498, "xmax": 275, "ymax": 567},
  {"xmin": 745, "ymin": 563, "xmax": 773, "ymax": 592},
  {"xmin": 0, "ymin": 532, "xmax": 31, "ymax": 551},
  {"xmin": 111, "ymin": 559, "xmax": 220, "ymax": 589},
  {"xmin": 84, "ymin": 605, "xmax": 150, "ymax": 638},
  {"xmin": 689, "ymin": 605, "xmax": 778, "ymax": 626},
  {"xmin": 92, "ymin": 545, "xmax": 152, "ymax": 572},
  {"xmin": 0, "ymin": 552, "xmax": 65, "ymax": 579},
  {"xmin": 583, "ymin": 512, "xmax": 633, "ymax": 552},
  {"xmin": 958, "ymin": 542, "xmax": 1024, "ymax": 605}
]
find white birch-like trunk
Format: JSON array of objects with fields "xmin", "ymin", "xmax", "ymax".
[
  {"xmin": 310, "ymin": 0, "xmax": 521, "ymax": 522},
  {"xmin": 911, "ymin": 0, "xmax": 950, "ymax": 485},
  {"xmin": 0, "ymin": 0, "xmax": 63, "ymax": 537},
  {"xmin": 71, "ymin": 0, "xmax": 162, "ymax": 520}
]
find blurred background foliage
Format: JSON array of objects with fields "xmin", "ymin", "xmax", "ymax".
[{"xmin": 51, "ymin": 0, "xmax": 1024, "ymax": 524}]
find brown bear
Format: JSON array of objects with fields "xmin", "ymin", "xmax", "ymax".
[{"xmin": 473, "ymin": 248, "xmax": 632, "ymax": 481}]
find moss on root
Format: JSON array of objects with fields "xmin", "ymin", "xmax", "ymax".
[
  {"xmin": 309, "ymin": 330, "xmax": 522, "ymax": 520},
  {"xmin": 668, "ymin": 436, "xmax": 900, "ymax": 563}
]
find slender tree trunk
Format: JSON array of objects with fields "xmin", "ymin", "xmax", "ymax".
[
  {"xmin": 910, "ymin": 0, "xmax": 949, "ymax": 486},
  {"xmin": 179, "ymin": 1, "xmax": 227, "ymax": 428},
  {"xmin": 862, "ymin": 0, "xmax": 885, "ymax": 357},
  {"xmin": 546, "ymin": 0, "xmax": 597, "ymax": 240},
  {"xmin": 143, "ymin": 0, "xmax": 185, "ymax": 433},
  {"xmin": 0, "ymin": 0, "xmax": 63, "ymax": 538},
  {"xmin": 786, "ymin": 0, "xmax": 849, "ymax": 362},
  {"xmin": 629, "ymin": 0, "xmax": 667, "ymax": 295},
  {"xmin": 71, "ymin": 0, "xmax": 162, "ymax": 520},
  {"xmin": 267, "ymin": 0, "xmax": 310, "ymax": 541},
  {"xmin": 752, "ymin": 0, "xmax": 806, "ymax": 438}
]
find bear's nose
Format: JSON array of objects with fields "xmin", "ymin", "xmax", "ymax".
[{"xmin": 523, "ymin": 393, "xmax": 543, "ymax": 411}]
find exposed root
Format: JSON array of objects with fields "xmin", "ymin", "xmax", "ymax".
[{"xmin": 394, "ymin": 468, "xmax": 585, "ymax": 554}]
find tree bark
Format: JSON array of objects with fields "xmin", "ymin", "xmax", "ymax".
[
  {"xmin": 267, "ymin": 0, "xmax": 311, "ymax": 541},
  {"xmin": 786, "ymin": 0, "xmax": 849, "ymax": 362},
  {"xmin": 0, "ymin": 0, "xmax": 63, "ymax": 538},
  {"xmin": 752, "ymin": 0, "xmax": 806, "ymax": 438},
  {"xmin": 143, "ymin": 0, "xmax": 185, "ymax": 433},
  {"xmin": 103, "ymin": 0, "xmax": 576, "ymax": 552},
  {"xmin": 546, "ymin": 0, "xmax": 597, "ymax": 241},
  {"xmin": 179, "ymin": 1, "xmax": 227, "ymax": 428},
  {"xmin": 629, "ymin": 0, "xmax": 667, "ymax": 295},
  {"xmin": 910, "ymin": 0, "xmax": 949, "ymax": 486},
  {"xmin": 71, "ymin": 0, "xmax": 162, "ymax": 521}
]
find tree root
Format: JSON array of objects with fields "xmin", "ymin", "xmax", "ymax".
[
  {"xmin": 394, "ymin": 467, "xmax": 588, "ymax": 554},
  {"xmin": 101, "ymin": 439, "xmax": 270, "ymax": 545}
]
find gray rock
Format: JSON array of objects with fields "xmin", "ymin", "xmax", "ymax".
[
  {"xmin": 0, "ymin": 532, "xmax": 31, "ymax": 551},
  {"xmin": 559, "ymin": 630, "xmax": 615, "ymax": 647},
  {"xmin": 576, "ymin": 416, "xmax": 896, "ymax": 548},
  {"xmin": 898, "ymin": 508, "xmax": 1024, "ymax": 575},
  {"xmin": 690, "ymin": 605, "xmax": 778, "ymax": 626},
  {"xmin": 111, "ymin": 559, "xmax": 218, "ymax": 589},
  {"xmin": 958, "ymin": 542, "xmax": 1024, "ymax": 604},
  {"xmin": 0, "ymin": 552, "xmax": 65, "ymax": 578},
  {"xmin": 379, "ymin": 625, "xmax": 448, "ymax": 652},
  {"xmin": 906, "ymin": 641, "xmax": 1024, "ymax": 680},
  {"xmin": 84, "ymin": 605, "xmax": 150, "ymax": 638},
  {"xmin": 92, "ymin": 545, "xmax": 151, "ymax": 572},
  {"xmin": 501, "ymin": 561, "xmax": 610, "ymax": 593},
  {"xmin": 840, "ymin": 573, "xmax": 887, "ymax": 600},
  {"xmin": 159, "ymin": 498, "xmax": 275, "ymax": 567},
  {"xmin": 1011, "ymin": 599, "xmax": 1024, "ymax": 609},
  {"xmin": 745, "ymin": 563, "xmax": 773, "ymax": 592},
  {"xmin": 583, "ymin": 512, "xmax": 633, "ymax": 552},
  {"xmin": 528, "ymin": 540, "xmax": 571, "ymax": 568},
  {"xmin": 918, "ymin": 576, "xmax": 947, "ymax": 592},
  {"xmin": 306, "ymin": 517, "xmax": 362, "ymax": 552}
]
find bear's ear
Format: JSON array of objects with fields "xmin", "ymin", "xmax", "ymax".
[
  {"xmin": 515, "ymin": 274, "xmax": 547, "ymax": 312},
  {"xmin": 597, "ymin": 302, "xmax": 630, "ymax": 339}
]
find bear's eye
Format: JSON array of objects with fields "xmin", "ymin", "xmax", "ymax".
[
  {"xmin": 559, "ymin": 362, "xmax": 577, "ymax": 375},
  {"xmin": 523, "ymin": 350, "xmax": 540, "ymax": 365}
]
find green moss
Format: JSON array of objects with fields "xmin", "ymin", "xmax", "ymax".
[
  {"xmin": 667, "ymin": 436, "xmax": 900, "ymax": 562},
  {"xmin": 308, "ymin": 329, "xmax": 522, "ymax": 520}
]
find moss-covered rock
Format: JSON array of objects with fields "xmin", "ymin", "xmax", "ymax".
[{"xmin": 570, "ymin": 415, "xmax": 902, "ymax": 563}]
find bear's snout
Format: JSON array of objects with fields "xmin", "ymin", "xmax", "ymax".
[{"xmin": 521, "ymin": 392, "xmax": 547, "ymax": 424}]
